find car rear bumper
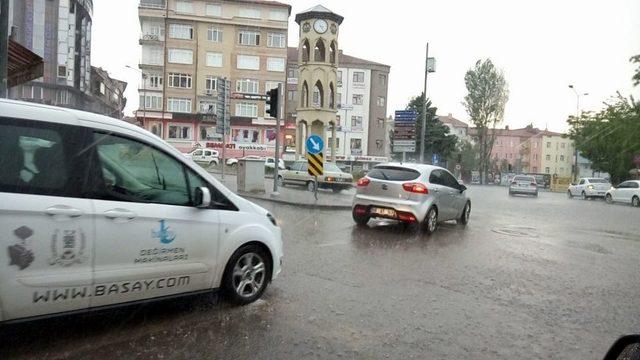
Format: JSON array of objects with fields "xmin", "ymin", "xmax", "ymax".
[
  {"xmin": 319, "ymin": 181, "xmax": 352, "ymax": 190},
  {"xmin": 509, "ymin": 186, "xmax": 537, "ymax": 194},
  {"xmin": 585, "ymin": 189, "xmax": 607, "ymax": 197},
  {"xmin": 353, "ymin": 194, "xmax": 431, "ymax": 222}
]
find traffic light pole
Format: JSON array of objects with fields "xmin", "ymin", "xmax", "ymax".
[{"xmin": 272, "ymin": 83, "xmax": 283, "ymax": 194}]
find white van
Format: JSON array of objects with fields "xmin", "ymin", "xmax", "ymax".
[{"xmin": 0, "ymin": 100, "xmax": 283, "ymax": 323}]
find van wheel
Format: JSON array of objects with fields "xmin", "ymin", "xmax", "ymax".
[
  {"xmin": 567, "ymin": 190, "xmax": 573, "ymax": 198},
  {"xmin": 222, "ymin": 244, "xmax": 271, "ymax": 305},
  {"xmin": 605, "ymin": 194, "xmax": 613, "ymax": 204},
  {"xmin": 276, "ymin": 176, "xmax": 284, "ymax": 187},
  {"xmin": 633, "ymin": 196, "xmax": 640, "ymax": 208},
  {"xmin": 581, "ymin": 191, "xmax": 588, "ymax": 200},
  {"xmin": 307, "ymin": 181, "xmax": 316, "ymax": 192},
  {"xmin": 458, "ymin": 202, "xmax": 471, "ymax": 225},
  {"xmin": 423, "ymin": 207, "xmax": 438, "ymax": 235}
]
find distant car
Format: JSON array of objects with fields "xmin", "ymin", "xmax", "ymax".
[
  {"xmin": 277, "ymin": 161, "xmax": 353, "ymax": 192},
  {"xmin": 226, "ymin": 156, "xmax": 284, "ymax": 170},
  {"xmin": 265, "ymin": 157, "xmax": 285, "ymax": 170},
  {"xmin": 226, "ymin": 155, "xmax": 262, "ymax": 167},
  {"xmin": 352, "ymin": 163, "xmax": 471, "ymax": 235},
  {"xmin": 508, "ymin": 175, "xmax": 538, "ymax": 197},
  {"xmin": 605, "ymin": 180, "xmax": 640, "ymax": 207},
  {"xmin": 567, "ymin": 178, "xmax": 611, "ymax": 199},
  {"xmin": 186, "ymin": 148, "xmax": 219, "ymax": 166}
]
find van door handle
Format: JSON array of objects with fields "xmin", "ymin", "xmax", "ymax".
[
  {"xmin": 103, "ymin": 208, "xmax": 137, "ymax": 221},
  {"xmin": 45, "ymin": 205, "xmax": 83, "ymax": 218}
]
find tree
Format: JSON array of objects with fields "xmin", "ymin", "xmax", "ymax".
[
  {"xmin": 567, "ymin": 93, "xmax": 640, "ymax": 184},
  {"xmin": 406, "ymin": 93, "xmax": 458, "ymax": 165},
  {"xmin": 446, "ymin": 139, "xmax": 479, "ymax": 180},
  {"xmin": 631, "ymin": 54, "xmax": 640, "ymax": 87},
  {"xmin": 462, "ymin": 59, "xmax": 509, "ymax": 184}
]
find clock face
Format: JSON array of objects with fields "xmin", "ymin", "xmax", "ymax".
[{"xmin": 314, "ymin": 19, "xmax": 328, "ymax": 34}]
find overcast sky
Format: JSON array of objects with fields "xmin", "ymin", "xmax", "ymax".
[{"xmin": 91, "ymin": 0, "xmax": 640, "ymax": 132}]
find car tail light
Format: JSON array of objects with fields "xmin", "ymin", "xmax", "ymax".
[
  {"xmin": 356, "ymin": 178, "xmax": 370, "ymax": 187},
  {"xmin": 354, "ymin": 205, "xmax": 368, "ymax": 216},
  {"xmin": 402, "ymin": 182, "xmax": 428, "ymax": 194},
  {"xmin": 397, "ymin": 211, "xmax": 417, "ymax": 223}
]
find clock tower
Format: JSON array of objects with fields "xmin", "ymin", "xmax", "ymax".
[{"xmin": 294, "ymin": 5, "xmax": 343, "ymax": 160}]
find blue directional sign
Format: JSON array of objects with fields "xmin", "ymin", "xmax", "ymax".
[
  {"xmin": 394, "ymin": 110, "xmax": 418, "ymax": 123},
  {"xmin": 432, "ymin": 153, "xmax": 440, "ymax": 165},
  {"xmin": 306, "ymin": 135, "xmax": 324, "ymax": 155}
]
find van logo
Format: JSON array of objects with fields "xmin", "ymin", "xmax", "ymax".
[
  {"xmin": 50, "ymin": 229, "xmax": 87, "ymax": 267},
  {"xmin": 382, "ymin": 184, "xmax": 388, "ymax": 190},
  {"xmin": 152, "ymin": 220, "xmax": 176, "ymax": 244},
  {"xmin": 8, "ymin": 226, "xmax": 35, "ymax": 270}
]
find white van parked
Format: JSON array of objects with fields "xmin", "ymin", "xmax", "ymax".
[{"xmin": 0, "ymin": 99, "xmax": 283, "ymax": 323}]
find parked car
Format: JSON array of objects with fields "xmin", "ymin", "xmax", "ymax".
[
  {"xmin": 0, "ymin": 99, "xmax": 283, "ymax": 323},
  {"xmin": 277, "ymin": 161, "xmax": 353, "ymax": 192},
  {"xmin": 508, "ymin": 175, "xmax": 538, "ymax": 197},
  {"xmin": 352, "ymin": 163, "xmax": 471, "ymax": 235},
  {"xmin": 265, "ymin": 157, "xmax": 285, "ymax": 170},
  {"xmin": 567, "ymin": 178, "xmax": 612, "ymax": 199},
  {"xmin": 185, "ymin": 148, "xmax": 219, "ymax": 166},
  {"xmin": 605, "ymin": 180, "xmax": 640, "ymax": 207},
  {"xmin": 226, "ymin": 156, "xmax": 284, "ymax": 170}
]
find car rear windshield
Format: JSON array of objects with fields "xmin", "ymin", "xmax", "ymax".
[
  {"xmin": 588, "ymin": 178, "xmax": 609, "ymax": 183},
  {"xmin": 368, "ymin": 166, "xmax": 421, "ymax": 181},
  {"xmin": 514, "ymin": 176, "xmax": 535, "ymax": 182},
  {"xmin": 324, "ymin": 163, "xmax": 342, "ymax": 172}
]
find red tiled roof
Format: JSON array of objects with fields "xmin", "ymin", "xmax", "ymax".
[
  {"xmin": 467, "ymin": 126, "xmax": 567, "ymax": 138},
  {"xmin": 437, "ymin": 115, "xmax": 468, "ymax": 128}
]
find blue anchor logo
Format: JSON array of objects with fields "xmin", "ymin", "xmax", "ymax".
[{"xmin": 152, "ymin": 220, "xmax": 176, "ymax": 244}]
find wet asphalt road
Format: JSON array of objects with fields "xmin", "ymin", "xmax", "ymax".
[{"xmin": 2, "ymin": 185, "xmax": 640, "ymax": 360}]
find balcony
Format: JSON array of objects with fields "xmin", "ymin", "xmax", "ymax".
[
  {"xmin": 139, "ymin": 34, "xmax": 164, "ymax": 44},
  {"xmin": 139, "ymin": 0, "xmax": 166, "ymax": 18}
]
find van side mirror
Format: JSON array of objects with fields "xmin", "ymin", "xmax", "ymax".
[
  {"xmin": 459, "ymin": 185, "xmax": 467, "ymax": 193},
  {"xmin": 195, "ymin": 187, "xmax": 211, "ymax": 208}
]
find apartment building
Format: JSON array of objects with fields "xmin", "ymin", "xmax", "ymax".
[
  {"xmin": 438, "ymin": 114, "xmax": 470, "ymax": 142},
  {"xmin": 137, "ymin": 0, "xmax": 291, "ymax": 156},
  {"xmin": 540, "ymin": 132, "xmax": 574, "ymax": 178},
  {"xmin": 284, "ymin": 47, "xmax": 390, "ymax": 158}
]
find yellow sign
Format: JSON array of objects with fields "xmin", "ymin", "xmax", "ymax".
[{"xmin": 307, "ymin": 152, "xmax": 324, "ymax": 176}]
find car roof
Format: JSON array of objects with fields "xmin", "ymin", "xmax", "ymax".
[{"xmin": 375, "ymin": 162, "xmax": 444, "ymax": 173}]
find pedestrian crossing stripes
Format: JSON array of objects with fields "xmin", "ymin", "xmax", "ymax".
[{"xmin": 307, "ymin": 152, "xmax": 324, "ymax": 176}]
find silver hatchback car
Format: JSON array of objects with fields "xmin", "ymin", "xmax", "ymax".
[{"xmin": 352, "ymin": 163, "xmax": 471, "ymax": 234}]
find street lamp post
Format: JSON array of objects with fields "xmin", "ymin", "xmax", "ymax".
[
  {"xmin": 419, "ymin": 43, "xmax": 436, "ymax": 163},
  {"xmin": 568, "ymin": 84, "xmax": 588, "ymax": 182},
  {"xmin": 127, "ymin": 65, "xmax": 147, "ymax": 129}
]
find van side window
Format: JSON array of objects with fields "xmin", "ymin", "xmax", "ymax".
[
  {"xmin": 0, "ymin": 120, "xmax": 81, "ymax": 197},
  {"xmin": 91, "ymin": 132, "xmax": 191, "ymax": 206}
]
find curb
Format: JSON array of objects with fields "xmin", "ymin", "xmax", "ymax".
[{"xmin": 238, "ymin": 192, "xmax": 352, "ymax": 210}]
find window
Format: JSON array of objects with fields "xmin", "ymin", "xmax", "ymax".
[
  {"xmin": 301, "ymin": 39, "xmax": 310, "ymax": 62},
  {"xmin": 351, "ymin": 116, "xmax": 363, "ymax": 130},
  {"xmin": 207, "ymin": 26, "xmax": 222, "ymax": 42},
  {"xmin": 150, "ymin": 123, "xmax": 162, "ymax": 137},
  {"xmin": 169, "ymin": 24, "xmax": 193, "ymax": 39},
  {"xmin": 560, "ymin": 155, "xmax": 565, "ymax": 161},
  {"xmin": 328, "ymin": 137, "xmax": 340, "ymax": 148},
  {"xmin": 301, "ymin": 81, "xmax": 309, "ymax": 107},
  {"xmin": 168, "ymin": 49, "xmax": 193, "ymax": 64},
  {"xmin": 200, "ymin": 125, "xmax": 217, "ymax": 141},
  {"xmin": 337, "ymin": 70, "xmax": 342, "ymax": 80},
  {"xmin": 0, "ymin": 120, "xmax": 76, "ymax": 196},
  {"xmin": 205, "ymin": 76, "xmax": 217, "ymax": 92},
  {"xmin": 238, "ymin": 30, "xmax": 260, "ymax": 45},
  {"xmin": 206, "ymin": 52, "xmax": 223, "ymax": 67},
  {"xmin": 267, "ymin": 33, "xmax": 286, "ymax": 48},
  {"xmin": 56, "ymin": 90, "xmax": 69, "ymax": 105},
  {"xmin": 312, "ymin": 81, "xmax": 324, "ymax": 107},
  {"xmin": 265, "ymin": 81, "xmax": 281, "ymax": 92},
  {"xmin": 379, "ymin": 74, "xmax": 386, "ymax": 86},
  {"xmin": 205, "ymin": 3, "xmax": 221, "ymax": 17},
  {"xmin": 287, "ymin": 68, "xmax": 297, "ymax": 78},
  {"xmin": 199, "ymin": 101, "xmax": 216, "ymax": 114},
  {"xmin": 168, "ymin": 125, "xmax": 192, "ymax": 140},
  {"xmin": 147, "ymin": 74, "xmax": 162, "ymax": 89},
  {"xmin": 440, "ymin": 170, "xmax": 461, "ymax": 189},
  {"xmin": 99, "ymin": 82, "xmax": 106, "ymax": 95},
  {"xmin": 92, "ymin": 133, "xmax": 192, "ymax": 206},
  {"xmin": 329, "ymin": 42, "xmax": 336, "ymax": 63},
  {"xmin": 377, "ymin": 96, "xmax": 385, "ymax": 107},
  {"xmin": 350, "ymin": 138, "xmax": 362, "ymax": 153},
  {"xmin": 168, "ymin": 73, "xmax": 192, "ymax": 89},
  {"xmin": 336, "ymin": 92, "xmax": 341, "ymax": 106},
  {"xmin": 336, "ymin": 115, "xmax": 341, "ymax": 126},
  {"xmin": 545, "ymin": 167, "xmax": 550, "ymax": 174},
  {"xmin": 232, "ymin": 128, "xmax": 260, "ymax": 143},
  {"xmin": 175, "ymin": 1, "xmax": 193, "ymax": 13},
  {"xmin": 287, "ymin": 90, "xmax": 296, "ymax": 101},
  {"xmin": 236, "ymin": 79, "xmax": 259, "ymax": 94},
  {"xmin": 547, "ymin": 142, "xmax": 551, "ymax": 148},
  {"xmin": 238, "ymin": 8, "xmax": 260, "ymax": 19},
  {"xmin": 140, "ymin": 94, "xmax": 163, "ymax": 110},
  {"xmin": 235, "ymin": 102, "xmax": 258, "ymax": 117},
  {"xmin": 314, "ymin": 40, "xmax": 325, "ymax": 62},
  {"xmin": 353, "ymin": 94, "xmax": 363, "ymax": 105},
  {"xmin": 561, "ymin": 143, "xmax": 566, "ymax": 149},
  {"xmin": 267, "ymin": 57, "xmax": 285, "ymax": 72},
  {"xmin": 353, "ymin": 71, "xmax": 365, "ymax": 83},
  {"xmin": 269, "ymin": 10, "xmax": 287, "ymax": 21},
  {"xmin": 236, "ymin": 54, "xmax": 260, "ymax": 70},
  {"xmin": 167, "ymin": 98, "xmax": 192, "ymax": 113},
  {"xmin": 57, "ymin": 65, "xmax": 67, "ymax": 78},
  {"xmin": 546, "ymin": 155, "xmax": 551, "ymax": 161}
]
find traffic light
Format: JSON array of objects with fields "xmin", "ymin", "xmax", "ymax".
[{"xmin": 266, "ymin": 88, "xmax": 279, "ymax": 119}]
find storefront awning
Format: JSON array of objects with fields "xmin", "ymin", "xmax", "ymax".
[{"xmin": 8, "ymin": 39, "xmax": 44, "ymax": 87}]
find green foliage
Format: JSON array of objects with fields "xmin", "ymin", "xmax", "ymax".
[
  {"xmin": 352, "ymin": 169, "xmax": 367, "ymax": 181},
  {"xmin": 405, "ymin": 93, "xmax": 458, "ymax": 164},
  {"xmin": 462, "ymin": 59, "xmax": 509, "ymax": 184},
  {"xmin": 567, "ymin": 94, "xmax": 640, "ymax": 184},
  {"xmin": 446, "ymin": 139, "xmax": 478, "ymax": 179}
]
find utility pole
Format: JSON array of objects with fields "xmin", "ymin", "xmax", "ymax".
[
  {"xmin": 272, "ymin": 83, "xmax": 283, "ymax": 194},
  {"xmin": 568, "ymin": 84, "xmax": 588, "ymax": 182},
  {"xmin": 419, "ymin": 43, "xmax": 429, "ymax": 163},
  {"xmin": 0, "ymin": 0, "xmax": 9, "ymax": 98}
]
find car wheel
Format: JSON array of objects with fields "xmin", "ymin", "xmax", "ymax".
[
  {"xmin": 352, "ymin": 209, "xmax": 370, "ymax": 226},
  {"xmin": 581, "ymin": 191, "xmax": 588, "ymax": 200},
  {"xmin": 423, "ymin": 207, "xmax": 438, "ymax": 235},
  {"xmin": 222, "ymin": 244, "xmax": 271, "ymax": 305},
  {"xmin": 633, "ymin": 196, "xmax": 640, "ymax": 208},
  {"xmin": 276, "ymin": 176, "xmax": 284, "ymax": 187},
  {"xmin": 605, "ymin": 194, "xmax": 613, "ymax": 204},
  {"xmin": 307, "ymin": 181, "xmax": 316, "ymax": 192},
  {"xmin": 458, "ymin": 202, "xmax": 471, "ymax": 225},
  {"xmin": 567, "ymin": 190, "xmax": 573, "ymax": 198}
]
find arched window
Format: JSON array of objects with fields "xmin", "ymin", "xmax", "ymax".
[
  {"xmin": 329, "ymin": 82, "xmax": 335, "ymax": 109},
  {"xmin": 312, "ymin": 81, "xmax": 324, "ymax": 107},
  {"xmin": 301, "ymin": 81, "xmax": 309, "ymax": 107},
  {"xmin": 301, "ymin": 39, "xmax": 310, "ymax": 62},
  {"xmin": 314, "ymin": 40, "xmax": 326, "ymax": 62},
  {"xmin": 329, "ymin": 41, "xmax": 336, "ymax": 64}
]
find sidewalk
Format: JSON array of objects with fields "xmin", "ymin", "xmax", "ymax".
[{"xmin": 211, "ymin": 173, "xmax": 353, "ymax": 209}]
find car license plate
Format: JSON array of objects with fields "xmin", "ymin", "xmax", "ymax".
[{"xmin": 371, "ymin": 207, "xmax": 396, "ymax": 217}]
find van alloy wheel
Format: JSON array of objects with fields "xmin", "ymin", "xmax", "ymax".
[{"xmin": 232, "ymin": 252, "xmax": 266, "ymax": 299}]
